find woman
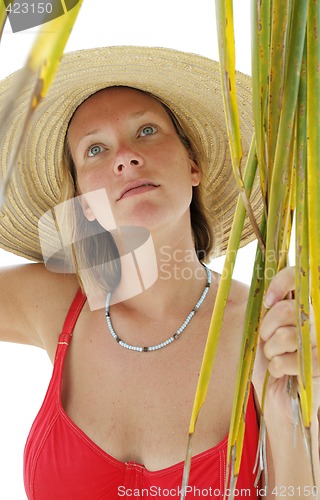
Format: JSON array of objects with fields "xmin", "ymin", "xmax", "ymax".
[{"xmin": 0, "ymin": 46, "xmax": 319, "ymax": 499}]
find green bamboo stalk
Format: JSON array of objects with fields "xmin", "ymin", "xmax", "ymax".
[
  {"xmin": 307, "ymin": 0, "xmax": 320, "ymax": 367},
  {"xmin": 206, "ymin": 1, "xmax": 318, "ymax": 498},
  {"xmin": 266, "ymin": 0, "xmax": 292, "ymax": 179},
  {"xmin": 264, "ymin": 0, "xmax": 308, "ymax": 291},
  {"xmin": 0, "ymin": 1, "xmax": 83, "ymax": 208},
  {"xmin": 255, "ymin": 116, "xmax": 296, "ymax": 494},
  {"xmin": 269, "ymin": 0, "xmax": 295, "ymax": 269},
  {"xmin": 226, "ymin": 215, "xmax": 266, "ymax": 497},
  {"xmin": 180, "ymin": 139, "xmax": 258, "ymax": 500},
  {"xmin": 228, "ymin": 413, "xmax": 246, "ymax": 497},
  {"xmin": 251, "ymin": 0, "xmax": 271, "ymax": 202},
  {"xmin": 278, "ymin": 127, "xmax": 295, "ymax": 269},
  {"xmin": 216, "ymin": 2, "xmax": 312, "ymax": 497},
  {"xmin": 253, "ymin": 371, "xmax": 270, "ymax": 489},
  {"xmin": 293, "ymin": 42, "xmax": 316, "ymax": 483},
  {"xmin": 255, "ymin": 4, "xmax": 311, "ymax": 487},
  {"xmin": 296, "ymin": 47, "xmax": 312, "ymax": 430}
]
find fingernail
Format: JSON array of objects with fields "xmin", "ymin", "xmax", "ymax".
[{"xmin": 264, "ymin": 291, "xmax": 275, "ymax": 309}]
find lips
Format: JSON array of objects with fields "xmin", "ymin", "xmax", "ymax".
[{"xmin": 117, "ymin": 179, "xmax": 160, "ymax": 200}]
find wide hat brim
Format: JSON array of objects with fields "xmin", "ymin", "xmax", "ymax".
[{"xmin": 0, "ymin": 46, "xmax": 261, "ymax": 262}]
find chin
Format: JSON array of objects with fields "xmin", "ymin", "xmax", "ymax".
[{"xmin": 117, "ymin": 203, "xmax": 166, "ymax": 230}]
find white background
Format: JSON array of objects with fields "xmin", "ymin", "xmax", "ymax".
[{"xmin": 0, "ymin": 1, "xmax": 259, "ymax": 498}]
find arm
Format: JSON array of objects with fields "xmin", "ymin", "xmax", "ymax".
[
  {"xmin": 0, "ymin": 263, "xmax": 44, "ymax": 346},
  {"xmin": 0, "ymin": 263, "xmax": 78, "ymax": 349},
  {"xmin": 253, "ymin": 267, "xmax": 320, "ymax": 498},
  {"xmin": 263, "ymin": 398, "xmax": 319, "ymax": 498}
]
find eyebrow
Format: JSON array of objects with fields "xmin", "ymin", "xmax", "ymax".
[
  {"xmin": 76, "ymin": 110, "xmax": 153, "ymax": 144},
  {"xmin": 78, "ymin": 128, "xmax": 102, "ymax": 140}
]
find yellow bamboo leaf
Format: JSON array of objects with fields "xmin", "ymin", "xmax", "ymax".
[
  {"xmin": 215, "ymin": 0, "xmax": 264, "ymax": 251},
  {"xmin": 215, "ymin": 0, "xmax": 241, "ymax": 168},
  {"xmin": 227, "ymin": 216, "xmax": 265, "ymax": 486},
  {"xmin": 0, "ymin": 1, "xmax": 14, "ymax": 38},
  {"xmin": 0, "ymin": 2, "xmax": 83, "ymax": 208},
  {"xmin": 188, "ymin": 140, "xmax": 257, "ymax": 435},
  {"xmin": 181, "ymin": 140, "xmax": 258, "ymax": 500},
  {"xmin": 27, "ymin": 1, "xmax": 83, "ymax": 105}
]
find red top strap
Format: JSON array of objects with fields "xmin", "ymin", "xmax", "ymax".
[{"xmin": 61, "ymin": 288, "xmax": 87, "ymax": 336}]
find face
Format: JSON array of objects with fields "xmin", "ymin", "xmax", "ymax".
[{"xmin": 67, "ymin": 87, "xmax": 201, "ymax": 234}]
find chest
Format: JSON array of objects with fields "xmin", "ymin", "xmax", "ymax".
[{"xmin": 60, "ymin": 307, "xmax": 242, "ymax": 470}]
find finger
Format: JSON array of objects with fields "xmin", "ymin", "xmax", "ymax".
[
  {"xmin": 268, "ymin": 346, "xmax": 320, "ymax": 379},
  {"xmin": 268, "ymin": 352, "xmax": 298, "ymax": 378},
  {"xmin": 263, "ymin": 326, "xmax": 297, "ymax": 360},
  {"xmin": 260, "ymin": 299, "xmax": 296, "ymax": 342},
  {"xmin": 264, "ymin": 266, "xmax": 295, "ymax": 308},
  {"xmin": 311, "ymin": 346, "xmax": 320, "ymax": 378}
]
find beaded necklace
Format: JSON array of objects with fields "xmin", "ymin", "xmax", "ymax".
[{"xmin": 105, "ymin": 266, "xmax": 211, "ymax": 352}]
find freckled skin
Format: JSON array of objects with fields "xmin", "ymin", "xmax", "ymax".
[{"xmin": 67, "ymin": 87, "xmax": 201, "ymax": 235}]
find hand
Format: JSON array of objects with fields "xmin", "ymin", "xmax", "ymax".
[{"xmin": 252, "ymin": 266, "xmax": 320, "ymax": 424}]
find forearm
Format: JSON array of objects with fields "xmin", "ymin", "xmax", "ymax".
[{"xmin": 265, "ymin": 412, "xmax": 320, "ymax": 498}]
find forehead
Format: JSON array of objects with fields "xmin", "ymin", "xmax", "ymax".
[{"xmin": 70, "ymin": 86, "xmax": 169, "ymax": 124}]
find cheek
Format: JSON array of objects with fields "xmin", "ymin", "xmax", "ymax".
[
  {"xmin": 80, "ymin": 189, "xmax": 117, "ymax": 230},
  {"xmin": 157, "ymin": 141, "xmax": 191, "ymax": 176},
  {"xmin": 76, "ymin": 166, "xmax": 112, "ymax": 195},
  {"xmin": 170, "ymin": 152, "xmax": 197, "ymax": 187}
]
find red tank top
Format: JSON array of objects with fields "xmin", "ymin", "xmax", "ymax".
[{"xmin": 24, "ymin": 289, "xmax": 260, "ymax": 499}]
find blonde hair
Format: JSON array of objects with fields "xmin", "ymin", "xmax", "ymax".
[{"xmin": 59, "ymin": 88, "xmax": 216, "ymax": 294}]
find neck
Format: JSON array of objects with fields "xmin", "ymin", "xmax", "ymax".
[
  {"xmin": 84, "ymin": 222, "xmax": 210, "ymax": 312},
  {"xmin": 110, "ymin": 225, "xmax": 208, "ymax": 313},
  {"xmin": 105, "ymin": 265, "xmax": 211, "ymax": 352}
]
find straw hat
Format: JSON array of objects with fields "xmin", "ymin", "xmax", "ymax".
[{"xmin": 0, "ymin": 46, "xmax": 261, "ymax": 262}]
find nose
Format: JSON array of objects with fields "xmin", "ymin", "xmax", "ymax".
[{"xmin": 113, "ymin": 146, "xmax": 144, "ymax": 174}]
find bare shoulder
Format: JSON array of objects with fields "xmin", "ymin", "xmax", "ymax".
[
  {"xmin": 213, "ymin": 273, "xmax": 250, "ymax": 350},
  {"xmin": 212, "ymin": 271, "xmax": 249, "ymax": 310},
  {"xmin": 0, "ymin": 262, "xmax": 79, "ymax": 352},
  {"xmin": 0, "ymin": 262, "xmax": 79, "ymax": 308},
  {"xmin": 228, "ymin": 277, "xmax": 250, "ymax": 306}
]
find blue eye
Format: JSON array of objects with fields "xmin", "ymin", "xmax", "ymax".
[
  {"xmin": 87, "ymin": 145, "xmax": 104, "ymax": 157},
  {"xmin": 140, "ymin": 126, "xmax": 157, "ymax": 137}
]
